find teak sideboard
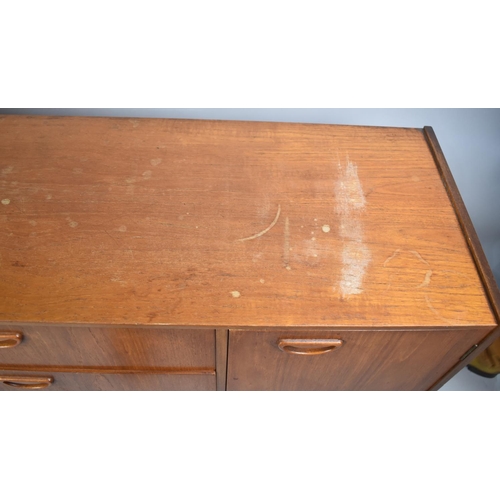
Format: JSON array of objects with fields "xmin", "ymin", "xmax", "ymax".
[{"xmin": 0, "ymin": 115, "xmax": 499, "ymax": 390}]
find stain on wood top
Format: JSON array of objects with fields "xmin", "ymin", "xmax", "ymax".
[{"xmin": 0, "ymin": 115, "xmax": 496, "ymax": 328}]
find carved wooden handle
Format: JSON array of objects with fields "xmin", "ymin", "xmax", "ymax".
[
  {"xmin": 278, "ymin": 339, "xmax": 344, "ymax": 355},
  {"xmin": 0, "ymin": 375, "xmax": 54, "ymax": 390},
  {"xmin": 0, "ymin": 332, "xmax": 23, "ymax": 349}
]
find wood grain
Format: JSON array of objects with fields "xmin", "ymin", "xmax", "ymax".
[
  {"xmin": 227, "ymin": 328, "xmax": 491, "ymax": 391},
  {"xmin": 0, "ymin": 116, "xmax": 495, "ymax": 328},
  {"xmin": 0, "ymin": 369, "xmax": 215, "ymax": 390},
  {"xmin": 0, "ymin": 325, "xmax": 215, "ymax": 369}
]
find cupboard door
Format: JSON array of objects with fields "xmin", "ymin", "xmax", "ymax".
[
  {"xmin": 0, "ymin": 326, "xmax": 215, "ymax": 370},
  {"xmin": 0, "ymin": 370, "xmax": 215, "ymax": 391},
  {"xmin": 227, "ymin": 329, "xmax": 488, "ymax": 390}
]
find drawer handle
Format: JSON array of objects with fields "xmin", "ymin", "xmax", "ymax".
[
  {"xmin": 0, "ymin": 332, "xmax": 23, "ymax": 349},
  {"xmin": 0, "ymin": 375, "xmax": 54, "ymax": 390},
  {"xmin": 278, "ymin": 339, "xmax": 343, "ymax": 355}
]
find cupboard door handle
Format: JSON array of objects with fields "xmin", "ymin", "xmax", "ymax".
[
  {"xmin": 0, "ymin": 375, "xmax": 54, "ymax": 390},
  {"xmin": 278, "ymin": 339, "xmax": 343, "ymax": 355},
  {"xmin": 0, "ymin": 332, "xmax": 23, "ymax": 349}
]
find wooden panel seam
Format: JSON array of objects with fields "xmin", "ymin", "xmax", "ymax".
[
  {"xmin": 0, "ymin": 366, "xmax": 215, "ymax": 375},
  {"xmin": 215, "ymin": 329, "xmax": 229, "ymax": 391}
]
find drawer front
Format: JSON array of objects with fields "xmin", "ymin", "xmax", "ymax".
[
  {"xmin": 0, "ymin": 370, "xmax": 215, "ymax": 391},
  {"xmin": 0, "ymin": 326, "xmax": 215, "ymax": 369},
  {"xmin": 227, "ymin": 329, "xmax": 487, "ymax": 390}
]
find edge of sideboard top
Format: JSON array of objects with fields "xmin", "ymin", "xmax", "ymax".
[{"xmin": 422, "ymin": 126, "xmax": 500, "ymax": 389}]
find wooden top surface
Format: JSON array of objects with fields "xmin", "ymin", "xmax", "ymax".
[{"xmin": 0, "ymin": 115, "xmax": 496, "ymax": 328}]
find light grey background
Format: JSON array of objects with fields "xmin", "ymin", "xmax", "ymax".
[{"xmin": 2, "ymin": 108, "xmax": 499, "ymax": 285}]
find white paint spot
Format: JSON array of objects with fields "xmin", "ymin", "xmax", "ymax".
[
  {"xmin": 150, "ymin": 158, "xmax": 162, "ymax": 166},
  {"xmin": 142, "ymin": 170, "xmax": 152, "ymax": 179},
  {"xmin": 312, "ymin": 237, "xmax": 316, "ymax": 241},
  {"xmin": 339, "ymin": 241, "xmax": 371, "ymax": 298},
  {"xmin": 286, "ymin": 266, "xmax": 292, "ymax": 271},
  {"xmin": 335, "ymin": 157, "xmax": 367, "ymax": 214},
  {"xmin": 251, "ymin": 252, "xmax": 263, "ymax": 263},
  {"xmin": 1, "ymin": 199, "xmax": 10, "ymax": 205},
  {"xmin": 231, "ymin": 291, "xmax": 241, "ymax": 298},
  {"xmin": 260, "ymin": 279, "xmax": 265, "ymax": 284},
  {"xmin": 322, "ymin": 224, "xmax": 331, "ymax": 233},
  {"xmin": 118, "ymin": 225, "xmax": 127, "ymax": 232},
  {"xmin": 335, "ymin": 156, "xmax": 371, "ymax": 299}
]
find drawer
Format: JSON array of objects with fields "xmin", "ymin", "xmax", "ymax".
[
  {"xmin": 227, "ymin": 329, "xmax": 487, "ymax": 390},
  {"xmin": 0, "ymin": 369, "xmax": 215, "ymax": 391},
  {"xmin": 0, "ymin": 326, "xmax": 215, "ymax": 369}
]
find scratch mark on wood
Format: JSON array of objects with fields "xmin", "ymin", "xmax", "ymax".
[
  {"xmin": 236, "ymin": 204, "xmax": 281, "ymax": 242},
  {"xmin": 383, "ymin": 249, "xmax": 402, "ymax": 267},
  {"xmin": 104, "ymin": 230, "xmax": 119, "ymax": 246},
  {"xmin": 425, "ymin": 294, "xmax": 456, "ymax": 325},
  {"xmin": 417, "ymin": 270, "xmax": 433, "ymax": 288},
  {"xmin": 410, "ymin": 250, "xmax": 430, "ymax": 266},
  {"xmin": 384, "ymin": 250, "xmax": 433, "ymax": 289},
  {"xmin": 283, "ymin": 216, "xmax": 290, "ymax": 268}
]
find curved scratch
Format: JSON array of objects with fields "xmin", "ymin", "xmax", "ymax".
[
  {"xmin": 409, "ymin": 250, "xmax": 430, "ymax": 266},
  {"xmin": 417, "ymin": 270, "xmax": 433, "ymax": 288},
  {"xmin": 236, "ymin": 204, "xmax": 281, "ymax": 242},
  {"xmin": 425, "ymin": 294, "xmax": 468, "ymax": 326},
  {"xmin": 383, "ymin": 249, "xmax": 402, "ymax": 267}
]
